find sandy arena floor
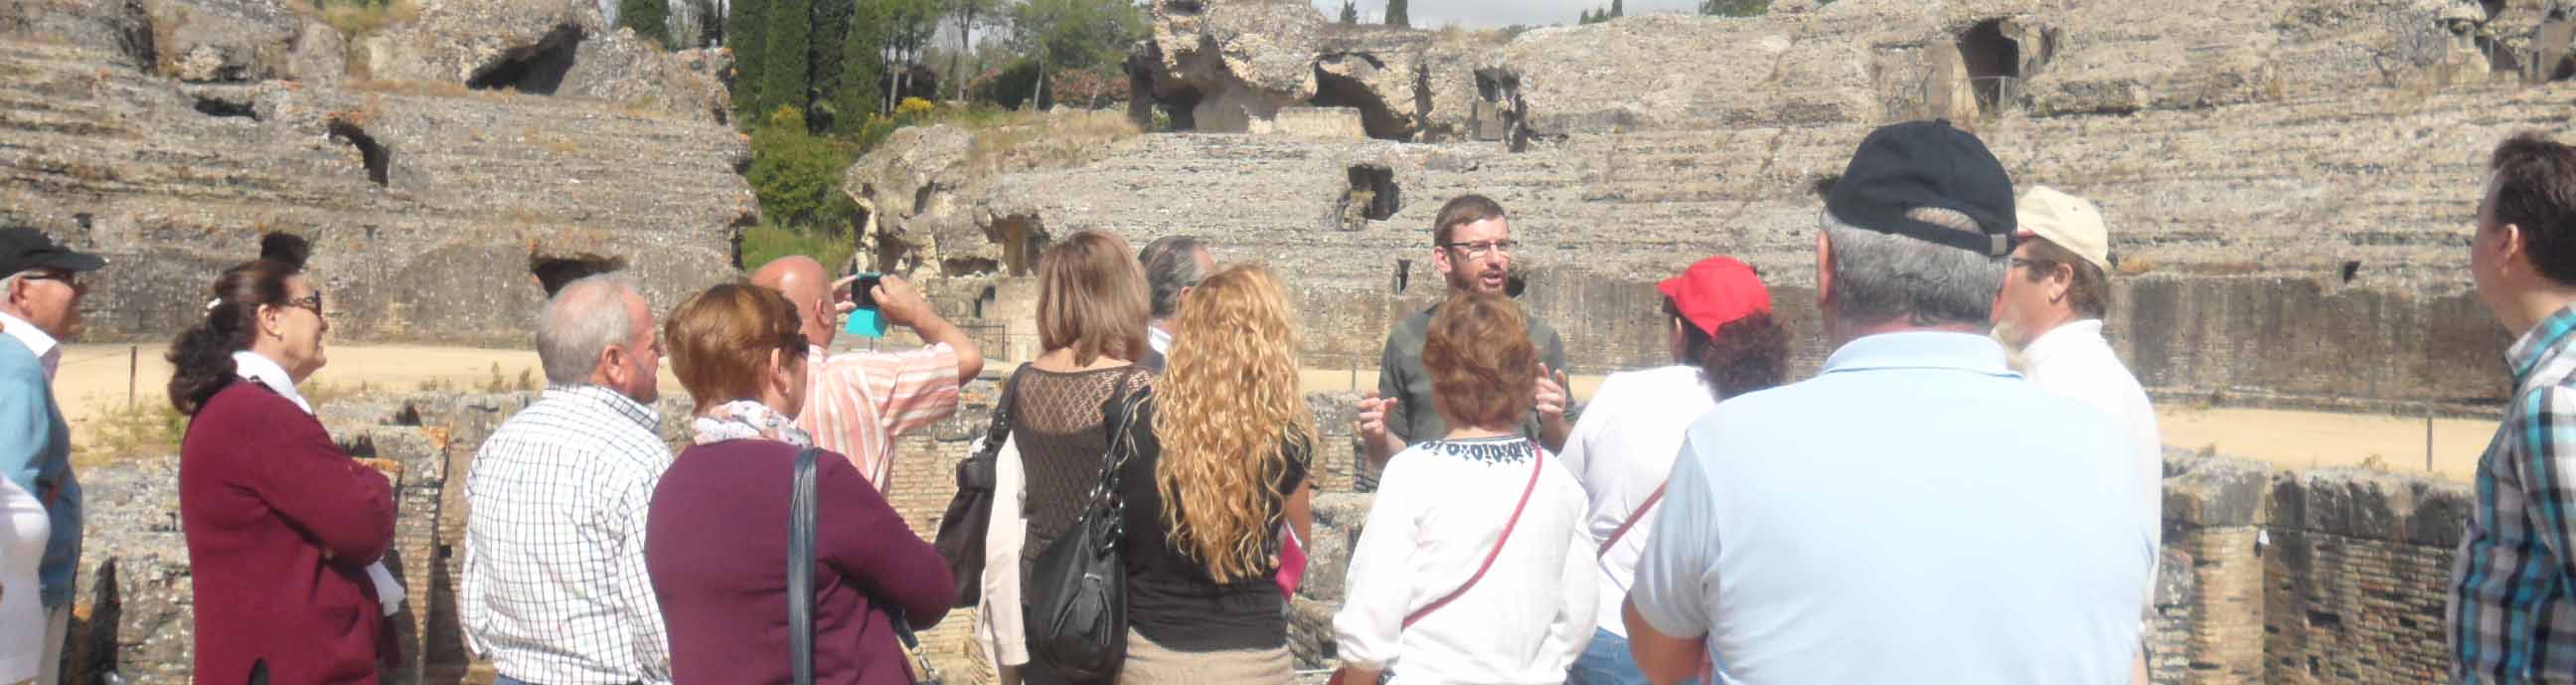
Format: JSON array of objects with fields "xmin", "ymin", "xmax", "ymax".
[{"xmin": 53, "ymin": 343, "xmax": 2491, "ymax": 481}]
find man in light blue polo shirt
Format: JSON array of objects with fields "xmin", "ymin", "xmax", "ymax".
[{"xmin": 1620, "ymin": 120, "xmax": 2156, "ymax": 685}]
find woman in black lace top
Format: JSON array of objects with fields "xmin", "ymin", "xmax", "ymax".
[{"xmin": 981, "ymin": 230, "xmax": 1154, "ymax": 685}]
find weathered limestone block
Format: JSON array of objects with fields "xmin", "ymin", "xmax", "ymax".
[
  {"xmin": 146, "ymin": 0, "xmax": 295, "ymax": 83},
  {"xmin": 0, "ymin": 0, "xmax": 155, "ymax": 67},
  {"xmin": 288, "ymin": 20, "xmax": 348, "ymax": 86},
  {"xmin": 358, "ymin": 0, "xmax": 724, "ymax": 120}
]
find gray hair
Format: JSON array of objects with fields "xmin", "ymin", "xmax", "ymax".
[
  {"xmin": 1820, "ymin": 211, "xmax": 2007, "ymax": 330},
  {"xmin": 1139, "ymin": 235, "xmax": 1208, "ymax": 320},
  {"xmin": 537, "ymin": 272, "xmax": 644, "ymax": 386}
]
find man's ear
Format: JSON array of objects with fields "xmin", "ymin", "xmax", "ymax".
[
  {"xmin": 1814, "ymin": 231, "xmax": 1835, "ymax": 307},
  {"xmin": 1177, "ymin": 283, "xmax": 1194, "ymax": 304},
  {"xmin": 599, "ymin": 344, "xmax": 629, "ymax": 387},
  {"xmin": 1430, "ymin": 245, "xmax": 1455, "ymax": 276},
  {"xmin": 2499, "ymin": 222, "xmax": 2530, "ymax": 276}
]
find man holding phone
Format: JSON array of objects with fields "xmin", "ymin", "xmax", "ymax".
[{"xmin": 751, "ymin": 257, "xmax": 985, "ymax": 488}]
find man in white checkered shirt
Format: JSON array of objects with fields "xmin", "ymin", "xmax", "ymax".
[{"xmin": 462, "ymin": 273, "xmax": 674, "ymax": 685}]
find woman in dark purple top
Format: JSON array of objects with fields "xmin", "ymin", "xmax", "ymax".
[{"xmin": 646, "ymin": 283, "xmax": 953, "ymax": 685}]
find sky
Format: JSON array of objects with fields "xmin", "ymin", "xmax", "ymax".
[{"xmin": 1307, "ymin": 0, "xmax": 1702, "ymax": 28}]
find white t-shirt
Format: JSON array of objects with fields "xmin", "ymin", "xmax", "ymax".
[
  {"xmin": 1333, "ymin": 436, "xmax": 1596, "ymax": 685},
  {"xmin": 1555, "ymin": 365, "xmax": 1718, "ymax": 638},
  {"xmin": 0, "ymin": 476, "xmax": 49, "ymax": 682},
  {"xmin": 2017, "ymin": 319, "xmax": 2163, "ymax": 552}
]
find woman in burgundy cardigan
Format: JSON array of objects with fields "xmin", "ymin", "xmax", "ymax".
[
  {"xmin": 170, "ymin": 237, "xmax": 398, "ymax": 685},
  {"xmin": 647, "ymin": 283, "xmax": 954, "ymax": 685}
]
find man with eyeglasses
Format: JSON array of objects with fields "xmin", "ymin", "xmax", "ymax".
[
  {"xmin": 0, "ymin": 225, "xmax": 101, "ymax": 685},
  {"xmin": 1356, "ymin": 194, "xmax": 1572, "ymax": 468}
]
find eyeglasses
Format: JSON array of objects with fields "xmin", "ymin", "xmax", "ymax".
[
  {"xmin": 1441, "ymin": 240, "xmax": 1520, "ymax": 258},
  {"xmin": 20, "ymin": 270, "xmax": 79, "ymax": 288},
  {"xmin": 278, "ymin": 291, "xmax": 323, "ymax": 314}
]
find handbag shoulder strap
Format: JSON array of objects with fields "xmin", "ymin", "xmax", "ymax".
[
  {"xmin": 790, "ymin": 446, "xmax": 822, "ymax": 685},
  {"xmin": 1596, "ymin": 482, "xmax": 1668, "ymax": 558},
  {"xmin": 1402, "ymin": 446, "xmax": 1547, "ymax": 628},
  {"xmin": 984, "ymin": 366, "xmax": 1028, "ymax": 446}
]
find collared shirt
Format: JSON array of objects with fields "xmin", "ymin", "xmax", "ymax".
[
  {"xmin": 2016, "ymin": 319, "xmax": 2164, "ymax": 556},
  {"xmin": 1148, "ymin": 324, "xmax": 1173, "ymax": 356},
  {"xmin": 2451, "ymin": 305, "xmax": 2576, "ymax": 685},
  {"xmin": 0, "ymin": 338, "xmax": 72, "ymax": 608},
  {"xmin": 1630, "ymin": 332, "xmax": 2153, "ymax": 685},
  {"xmin": 1375, "ymin": 302, "xmax": 1569, "ymax": 446},
  {"xmin": 462, "ymin": 385, "xmax": 675, "ymax": 685},
  {"xmin": 1333, "ymin": 436, "xmax": 1596, "ymax": 685},
  {"xmin": 1557, "ymin": 365, "xmax": 1715, "ymax": 639},
  {"xmin": 0, "ymin": 312, "xmax": 58, "ymax": 381},
  {"xmin": 793, "ymin": 343, "xmax": 962, "ymax": 488}
]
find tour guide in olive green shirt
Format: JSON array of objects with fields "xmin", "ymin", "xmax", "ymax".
[{"xmin": 1357, "ymin": 194, "xmax": 1573, "ymax": 466}]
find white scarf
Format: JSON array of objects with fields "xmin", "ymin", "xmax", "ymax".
[
  {"xmin": 234, "ymin": 350, "xmax": 404, "ymax": 617},
  {"xmin": 691, "ymin": 400, "xmax": 814, "ymax": 447}
]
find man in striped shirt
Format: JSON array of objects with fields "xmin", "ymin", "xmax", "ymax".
[
  {"xmin": 2452, "ymin": 131, "xmax": 2576, "ymax": 684},
  {"xmin": 753, "ymin": 256, "xmax": 984, "ymax": 488}
]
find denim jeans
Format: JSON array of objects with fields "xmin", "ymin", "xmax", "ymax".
[{"xmin": 1568, "ymin": 627, "xmax": 1712, "ymax": 685}]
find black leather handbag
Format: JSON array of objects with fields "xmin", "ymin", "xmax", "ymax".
[
  {"xmin": 1022, "ymin": 388, "xmax": 1151, "ymax": 682},
  {"xmin": 793, "ymin": 445, "xmax": 943, "ymax": 685},
  {"xmin": 932, "ymin": 369, "xmax": 1023, "ymax": 607}
]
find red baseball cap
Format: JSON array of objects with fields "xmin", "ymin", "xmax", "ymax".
[{"xmin": 1657, "ymin": 257, "xmax": 1772, "ymax": 337}]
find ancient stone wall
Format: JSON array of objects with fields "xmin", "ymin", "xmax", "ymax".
[
  {"xmin": 2156, "ymin": 452, "xmax": 2474, "ymax": 685},
  {"xmin": 2, "ymin": 0, "xmax": 748, "ymax": 349}
]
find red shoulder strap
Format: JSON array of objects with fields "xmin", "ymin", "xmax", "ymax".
[
  {"xmin": 1403, "ymin": 448, "xmax": 1546, "ymax": 628},
  {"xmin": 1597, "ymin": 483, "xmax": 1668, "ymax": 557}
]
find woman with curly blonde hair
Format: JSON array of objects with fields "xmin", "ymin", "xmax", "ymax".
[{"xmin": 1110, "ymin": 262, "xmax": 1315, "ymax": 685}]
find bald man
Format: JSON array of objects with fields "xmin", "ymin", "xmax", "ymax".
[{"xmin": 751, "ymin": 257, "xmax": 985, "ymax": 487}]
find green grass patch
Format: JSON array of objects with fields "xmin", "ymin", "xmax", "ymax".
[{"xmin": 742, "ymin": 220, "xmax": 859, "ymax": 275}]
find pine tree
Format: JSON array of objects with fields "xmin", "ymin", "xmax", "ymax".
[
  {"xmin": 1338, "ymin": 0, "xmax": 1357, "ymax": 24},
  {"xmin": 1382, "ymin": 0, "xmax": 1406, "ymax": 27},
  {"xmin": 758, "ymin": 0, "xmax": 812, "ymax": 120},
  {"xmin": 1609, "ymin": 0, "xmax": 1623, "ymax": 18},
  {"xmin": 618, "ymin": 0, "xmax": 672, "ymax": 48},
  {"xmin": 727, "ymin": 0, "xmax": 769, "ymax": 117}
]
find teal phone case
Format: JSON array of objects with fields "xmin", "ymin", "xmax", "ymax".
[{"xmin": 844, "ymin": 307, "xmax": 889, "ymax": 338}]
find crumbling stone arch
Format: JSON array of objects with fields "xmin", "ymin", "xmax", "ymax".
[
  {"xmin": 1959, "ymin": 19, "xmax": 2021, "ymax": 112},
  {"xmin": 327, "ymin": 118, "xmax": 392, "ymax": 187},
  {"xmin": 528, "ymin": 253, "xmax": 629, "ymax": 295},
  {"xmin": 1311, "ymin": 60, "xmax": 1410, "ymax": 141},
  {"xmin": 467, "ymin": 24, "xmax": 584, "ymax": 94}
]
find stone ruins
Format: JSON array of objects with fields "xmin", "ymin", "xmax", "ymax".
[{"xmin": 8, "ymin": 0, "xmax": 2574, "ymax": 682}]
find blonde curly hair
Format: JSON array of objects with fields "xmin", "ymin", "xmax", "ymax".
[{"xmin": 1152, "ymin": 263, "xmax": 1315, "ymax": 583}]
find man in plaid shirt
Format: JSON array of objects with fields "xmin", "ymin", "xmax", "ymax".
[
  {"xmin": 462, "ymin": 273, "xmax": 673, "ymax": 685},
  {"xmin": 2453, "ymin": 131, "xmax": 2576, "ymax": 685}
]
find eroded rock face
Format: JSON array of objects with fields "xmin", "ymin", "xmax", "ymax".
[
  {"xmin": 0, "ymin": 37, "xmax": 751, "ymax": 345},
  {"xmin": 1131, "ymin": 0, "xmax": 1507, "ymax": 141},
  {"xmin": 359, "ymin": 0, "xmax": 726, "ymax": 120}
]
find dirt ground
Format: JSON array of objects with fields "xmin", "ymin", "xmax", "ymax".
[{"xmin": 54, "ymin": 343, "xmax": 2486, "ymax": 481}]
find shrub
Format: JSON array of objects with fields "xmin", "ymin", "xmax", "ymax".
[
  {"xmin": 747, "ymin": 106, "xmax": 863, "ymax": 230},
  {"xmin": 740, "ymin": 220, "xmax": 859, "ymax": 275}
]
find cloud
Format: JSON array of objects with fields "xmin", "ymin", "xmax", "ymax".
[{"xmin": 1309, "ymin": 0, "xmax": 1701, "ymax": 28}]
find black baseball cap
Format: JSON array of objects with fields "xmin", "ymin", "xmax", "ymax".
[
  {"xmin": 1824, "ymin": 119, "xmax": 2017, "ymax": 257},
  {"xmin": 0, "ymin": 226, "xmax": 105, "ymax": 275}
]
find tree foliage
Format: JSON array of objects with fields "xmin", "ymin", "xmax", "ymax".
[
  {"xmin": 1382, "ymin": 0, "xmax": 1406, "ymax": 27},
  {"xmin": 1699, "ymin": 0, "xmax": 1771, "ymax": 17},
  {"xmin": 616, "ymin": 0, "xmax": 672, "ymax": 48},
  {"xmin": 726, "ymin": 0, "xmax": 768, "ymax": 118},
  {"xmin": 745, "ymin": 107, "xmax": 862, "ymax": 230},
  {"xmin": 1338, "ymin": 0, "xmax": 1357, "ymax": 24}
]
